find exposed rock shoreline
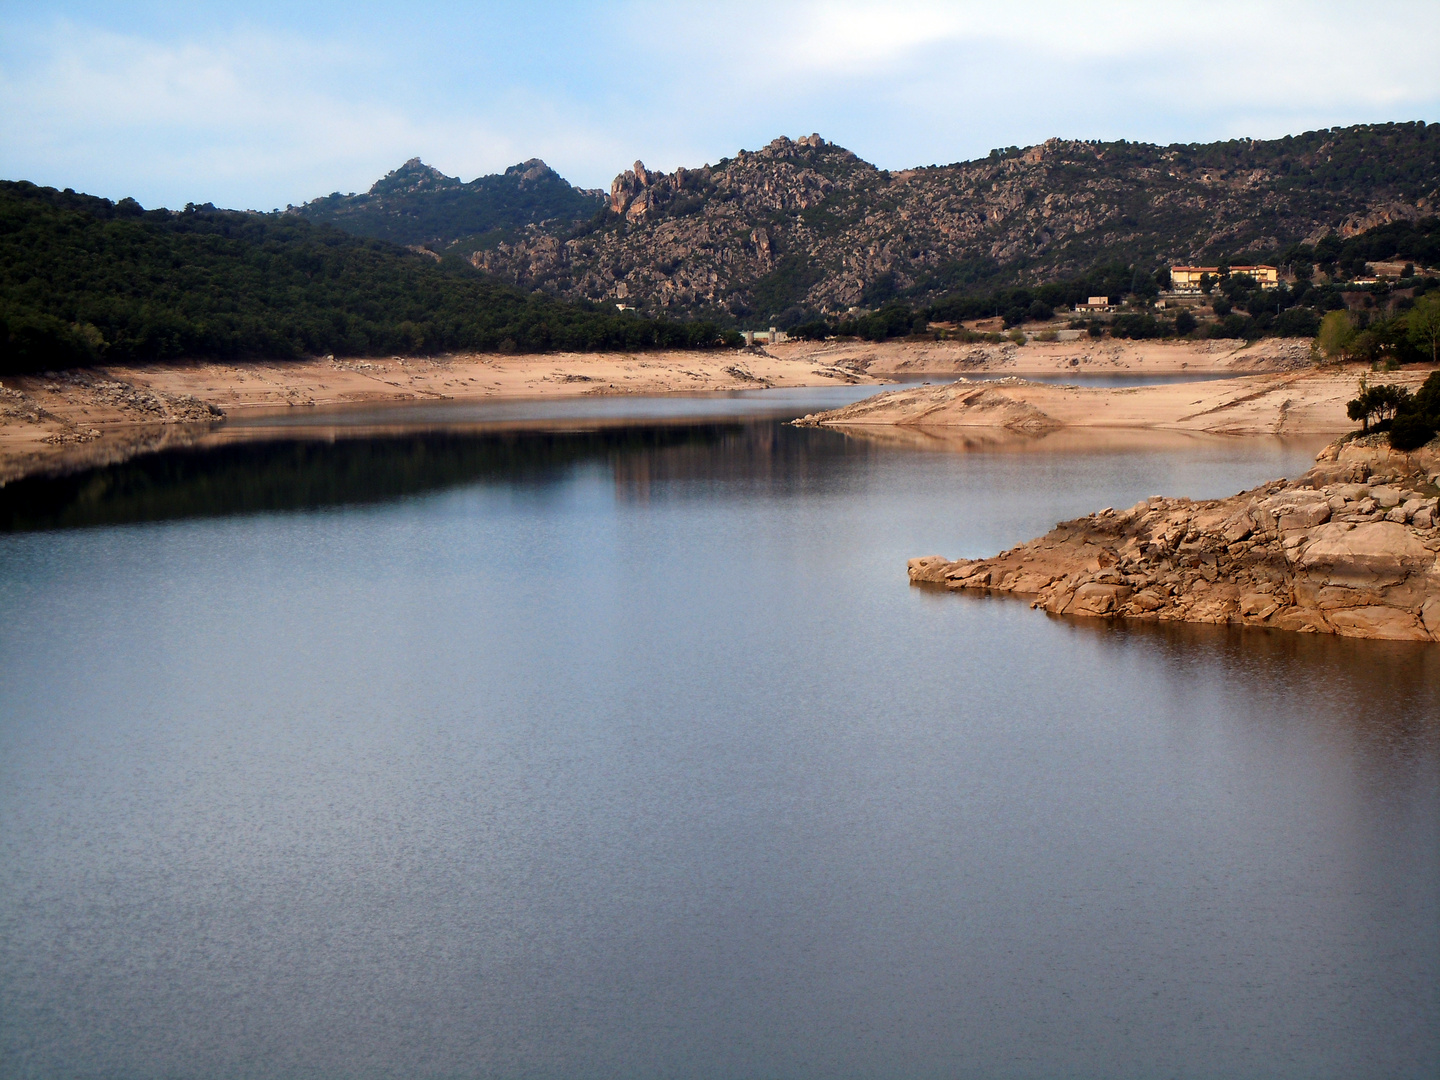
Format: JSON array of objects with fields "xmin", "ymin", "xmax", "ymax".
[
  {"xmin": 909, "ymin": 438, "xmax": 1440, "ymax": 642},
  {"xmin": 793, "ymin": 366, "xmax": 1430, "ymax": 437}
]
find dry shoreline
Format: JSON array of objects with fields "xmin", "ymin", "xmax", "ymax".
[
  {"xmin": 0, "ymin": 337, "xmax": 1358, "ymax": 485},
  {"xmin": 796, "ymin": 367, "xmax": 1438, "ymax": 438}
]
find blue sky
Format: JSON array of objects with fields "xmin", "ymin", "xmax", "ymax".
[{"xmin": 3, "ymin": 1, "xmax": 1438, "ymax": 211}]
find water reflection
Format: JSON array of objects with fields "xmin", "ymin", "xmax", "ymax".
[
  {"xmin": 0, "ymin": 425, "xmax": 754, "ymax": 531},
  {"xmin": 1055, "ymin": 614, "xmax": 1440, "ymax": 746},
  {"xmin": 823, "ymin": 421, "xmax": 1329, "ymax": 457},
  {"xmin": 2, "ymin": 416, "xmax": 1333, "ymax": 534}
]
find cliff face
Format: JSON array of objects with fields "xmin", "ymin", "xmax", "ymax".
[
  {"xmin": 470, "ymin": 124, "xmax": 1440, "ymax": 322},
  {"xmin": 908, "ymin": 439, "xmax": 1440, "ymax": 642}
]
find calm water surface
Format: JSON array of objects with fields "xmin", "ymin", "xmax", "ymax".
[{"xmin": 1, "ymin": 393, "xmax": 1437, "ymax": 1079}]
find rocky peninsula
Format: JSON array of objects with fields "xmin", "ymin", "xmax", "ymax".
[{"xmin": 909, "ymin": 438, "xmax": 1440, "ymax": 642}]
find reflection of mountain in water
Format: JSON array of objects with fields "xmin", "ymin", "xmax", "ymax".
[{"xmin": 0, "ymin": 422, "xmax": 868, "ymax": 531}]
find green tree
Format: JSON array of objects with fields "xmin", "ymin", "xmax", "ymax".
[
  {"xmin": 1316, "ymin": 309, "xmax": 1356, "ymax": 362},
  {"xmin": 1346, "ymin": 381, "xmax": 1412, "ymax": 432},
  {"xmin": 1408, "ymin": 294, "xmax": 1440, "ymax": 364}
]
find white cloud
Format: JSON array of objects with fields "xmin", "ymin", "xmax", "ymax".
[
  {"xmin": 602, "ymin": 0, "xmax": 1437, "ymax": 182},
  {"xmin": 0, "ymin": 3, "xmax": 1436, "ymax": 209}
]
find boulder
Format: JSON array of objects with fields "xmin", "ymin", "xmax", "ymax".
[
  {"xmin": 907, "ymin": 556, "xmax": 950, "ymax": 582},
  {"xmin": 1327, "ymin": 606, "xmax": 1432, "ymax": 641},
  {"xmin": 1221, "ymin": 517, "xmax": 1253, "ymax": 542},
  {"xmin": 1129, "ymin": 591, "xmax": 1167, "ymax": 612},
  {"xmin": 1006, "ymin": 571, "xmax": 1058, "ymax": 594},
  {"xmin": 1069, "ymin": 582, "xmax": 1131, "ymax": 615},
  {"xmin": 1280, "ymin": 502, "xmax": 1330, "ymax": 531},
  {"xmin": 1239, "ymin": 593, "xmax": 1280, "ymax": 619},
  {"xmin": 1297, "ymin": 521, "xmax": 1433, "ymax": 587}
]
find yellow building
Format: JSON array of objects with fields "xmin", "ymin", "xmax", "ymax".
[{"xmin": 1171, "ymin": 264, "xmax": 1278, "ymax": 290}]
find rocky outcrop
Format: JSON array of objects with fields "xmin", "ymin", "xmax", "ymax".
[
  {"xmin": 908, "ymin": 440, "xmax": 1440, "ymax": 641},
  {"xmin": 2, "ymin": 370, "xmax": 223, "ymax": 432}
]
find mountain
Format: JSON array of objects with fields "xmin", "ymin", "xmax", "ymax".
[
  {"xmin": 294, "ymin": 158, "xmax": 604, "ymax": 250},
  {"xmin": 465, "ymin": 123, "xmax": 1440, "ymax": 324},
  {"xmin": 0, "ymin": 182, "xmax": 719, "ymax": 376}
]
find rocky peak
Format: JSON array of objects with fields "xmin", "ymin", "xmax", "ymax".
[
  {"xmin": 369, "ymin": 158, "xmax": 459, "ymax": 197},
  {"xmin": 609, "ymin": 161, "xmax": 652, "ymax": 216},
  {"xmin": 297, "ymin": 156, "xmax": 603, "ymax": 249},
  {"xmin": 505, "ymin": 158, "xmax": 558, "ymax": 185}
]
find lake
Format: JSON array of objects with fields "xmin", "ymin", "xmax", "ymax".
[{"xmin": 1, "ymin": 390, "xmax": 1436, "ymax": 1079}]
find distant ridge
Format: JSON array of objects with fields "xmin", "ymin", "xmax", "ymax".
[
  {"xmin": 459, "ymin": 122, "xmax": 1440, "ymax": 323},
  {"xmin": 294, "ymin": 158, "xmax": 603, "ymax": 250}
]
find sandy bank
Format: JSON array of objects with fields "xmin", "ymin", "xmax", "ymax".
[
  {"xmin": 797, "ymin": 367, "xmax": 1437, "ymax": 437},
  {"xmin": 909, "ymin": 439, "xmax": 1440, "ymax": 643}
]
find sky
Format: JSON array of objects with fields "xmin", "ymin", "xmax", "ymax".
[{"xmin": 2, "ymin": 1, "xmax": 1438, "ymax": 211}]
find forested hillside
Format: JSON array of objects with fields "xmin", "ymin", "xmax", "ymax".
[
  {"xmin": 464, "ymin": 123, "xmax": 1440, "ymax": 325},
  {"xmin": 294, "ymin": 158, "xmax": 603, "ymax": 250},
  {"xmin": 0, "ymin": 182, "xmax": 720, "ymax": 376}
]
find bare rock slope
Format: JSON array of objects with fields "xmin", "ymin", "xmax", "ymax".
[
  {"xmin": 474, "ymin": 125, "xmax": 1439, "ymax": 320},
  {"xmin": 909, "ymin": 439, "xmax": 1440, "ymax": 641}
]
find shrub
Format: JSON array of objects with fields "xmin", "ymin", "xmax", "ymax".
[
  {"xmin": 1273, "ymin": 307, "xmax": 1320, "ymax": 338},
  {"xmin": 1389, "ymin": 412, "xmax": 1437, "ymax": 451},
  {"xmin": 1347, "ymin": 381, "xmax": 1412, "ymax": 432},
  {"xmin": 1111, "ymin": 313, "xmax": 1165, "ymax": 339}
]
